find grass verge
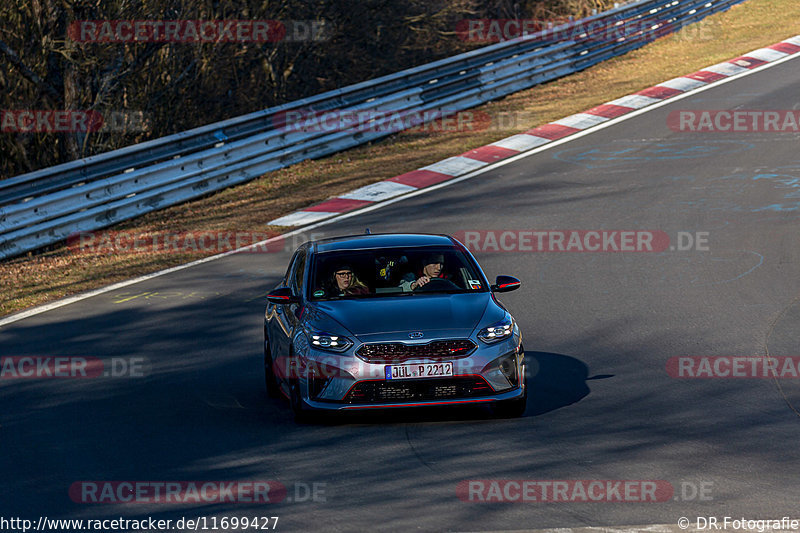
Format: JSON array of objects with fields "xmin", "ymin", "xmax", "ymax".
[{"xmin": 2, "ymin": 0, "xmax": 800, "ymax": 318}]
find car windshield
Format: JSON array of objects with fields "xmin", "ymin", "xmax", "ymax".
[{"xmin": 309, "ymin": 246, "xmax": 487, "ymax": 300}]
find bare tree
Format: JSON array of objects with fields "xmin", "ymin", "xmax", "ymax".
[{"xmin": 0, "ymin": 0, "xmax": 614, "ymax": 179}]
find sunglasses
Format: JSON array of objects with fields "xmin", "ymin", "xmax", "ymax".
[{"xmin": 335, "ymin": 271, "xmax": 353, "ymax": 277}]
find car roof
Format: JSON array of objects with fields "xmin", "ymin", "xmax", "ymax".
[{"xmin": 312, "ymin": 233, "xmax": 457, "ymax": 253}]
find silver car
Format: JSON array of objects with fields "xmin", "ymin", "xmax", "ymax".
[{"xmin": 263, "ymin": 233, "xmax": 526, "ymax": 420}]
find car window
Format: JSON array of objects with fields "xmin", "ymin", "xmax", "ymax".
[
  {"xmin": 289, "ymin": 247, "xmax": 307, "ymax": 296},
  {"xmin": 284, "ymin": 250, "xmax": 299, "ymax": 285},
  {"xmin": 310, "ymin": 246, "xmax": 487, "ymax": 300}
]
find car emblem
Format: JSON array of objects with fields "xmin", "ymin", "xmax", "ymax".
[{"xmin": 408, "ymin": 332, "xmax": 424, "ymax": 339}]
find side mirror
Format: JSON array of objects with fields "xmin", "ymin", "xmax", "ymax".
[
  {"xmin": 267, "ymin": 287, "xmax": 301, "ymax": 304},
  {"xmin": 491, "ymin": 275, "xmax": 521, "ymax": 293}
]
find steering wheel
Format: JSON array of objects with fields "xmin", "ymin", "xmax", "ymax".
[{"xmin": 413, "ymin": 277, "xmax": 460, "ymax": 292}]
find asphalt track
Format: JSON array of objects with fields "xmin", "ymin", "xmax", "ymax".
[{"xmin": 2, "ymin": 52, "xmax": 800, "ymax": 532}]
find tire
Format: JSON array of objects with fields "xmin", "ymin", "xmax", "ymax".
[
  {"xmin": 492, "ymin": 394, "xmax": 527, "ymax": 418},
  {"xmin": 263, "ymin": 331, "xmax": 279, "ymax": 399},
  {"xmin": 289, "ymin": 379, "xmax": 316, "ymax": 423}
]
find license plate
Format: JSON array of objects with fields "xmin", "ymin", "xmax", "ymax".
[{"xmin": 385, "ymin": 362, "xmax": 454, "ymax": 380}]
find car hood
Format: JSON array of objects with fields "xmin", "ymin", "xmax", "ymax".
[{"xmin": 310, "ymin": 293, "xmax": 495, "ymax": 340}]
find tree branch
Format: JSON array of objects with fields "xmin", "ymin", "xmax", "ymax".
[{"xmin": 0, "ymin": 38, "xmax": 63, "ymax": 104}]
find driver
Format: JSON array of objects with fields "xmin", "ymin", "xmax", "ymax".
[{"xmin": 399, "ymin": 253, "xmax": 448, "ymax": 292}]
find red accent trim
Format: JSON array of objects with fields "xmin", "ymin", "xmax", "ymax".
[
  {"xmin": 271, "ymin": 39, "xmax": 800, "ymax": 231},
  {"xmin": 497, "ymin": 282, "xmax": 520, "ymax": 289},
  {"xmin": 770, "ymin": 42, "xmax": 800, "ymax": 55},
  {"xmin": 461, "ymin": 145, "xmax": 519, "ymax": 163},
  {"xmin": 730, "ymin": 56, "xmax": 767, "ymax": 69},
  {"xmin": 524, "ymin": 123, "xmax": 579, "ymax": 140},
  {"xmin": 686, "ymin": 70, "xmax": 726, "ymax": 83},
  {"xmin": 304, "ymin": 197, "xmax": 372, "ymax": 213},
  {"xmin": 584, "ymin": 104, "xmax": 633, "ymax": 119},
  {"xmin": 387, "ymin": 169, "xmax": 452, "ymax": 188},
  {"xmin": 636, "ymin": 85, "xmax": 682, "ymax": 99}
]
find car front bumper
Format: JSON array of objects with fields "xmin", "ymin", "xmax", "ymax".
[
  {"xmin": 304, "ymin": 384, "xmax": 525, "ymax": 411},
  {"xmin": 289, "ymin": 332, "xmax": 525, "ymax": 411}
]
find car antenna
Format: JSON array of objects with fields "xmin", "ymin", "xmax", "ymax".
[{"xmin": 365, "ymin": 228, "xmax": 371, "ymax": 234}]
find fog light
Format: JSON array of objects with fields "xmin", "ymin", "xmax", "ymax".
[
  {"xmin": 499, "ymin": 356, "xmax": 517, "ymax": 383},
  {"xmin": 482, "ymin": 351, "xmax": 519, "ymax": 391}
]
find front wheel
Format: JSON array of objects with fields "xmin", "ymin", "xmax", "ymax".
[{"xmin": 289, "ymin": 379, "xmax": 318, "ymax": 423}]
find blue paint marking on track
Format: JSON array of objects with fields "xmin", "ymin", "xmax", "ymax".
[
  {"xmin": 530, "ymin": 249, "xmax": 764, "ymax": 289},
  {"xmin": 692, "ymin": 251, "xmax": 765, "ymax": 286},
  {"xmin": 552, "ymin": 140, "xmax": 756, "ymax": 169},
  {"xmin": 664, "ymin": 163, "xmax": 800, "ymax": 213}
]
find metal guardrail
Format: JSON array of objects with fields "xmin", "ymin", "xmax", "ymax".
[{"xmin": 0, "ymin": 0, "xmax": 745, "ymax": 259}]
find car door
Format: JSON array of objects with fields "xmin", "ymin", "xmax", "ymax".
[{"xmin": 269, "ymin": 246, "xmax": 308, "ymax": 377}]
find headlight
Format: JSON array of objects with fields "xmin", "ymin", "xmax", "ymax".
[
  {"xmin": 305, "ymin": 329, "xmax": 353, "ymax": 352},
  {"xmin": 477, "ymin": 316, "xmax": 514, "ymax": 344}
]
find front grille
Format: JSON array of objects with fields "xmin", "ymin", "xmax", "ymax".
[
  {"xmin": 344, "ymin": 377, "xmax": 493, "ymax": 404},
  {"xmin": 356, "ymin": 339, "xmax": 476, "ymax": 363}
]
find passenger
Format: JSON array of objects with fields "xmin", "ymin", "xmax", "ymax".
[
  {"xmin": 399, "ymin": 253, "xmax": 448, "ymax": 291},
  {"xmin": 329, "ymin": 265, "xmax": 369, "ymax": 296}
]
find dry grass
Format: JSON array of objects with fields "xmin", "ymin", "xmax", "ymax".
[{"xmin": 3, "ymin": 0, "xmax": 800, "ymax": 317}]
